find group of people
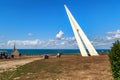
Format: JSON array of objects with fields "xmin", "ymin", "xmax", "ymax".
[
  {"xmin": 0, "ymin": 51, "xmax": 13, "ymax": 59},
  {"xmin": 0, "ymin": 51, "xmax": 8, "ymax": 59},
  {"xmin": 0, "ymin": 51, "xmax": 19, "ymax": 59},
  {"xmin": 43, "ymin": 53, "xmax": 62, "ymax": 59}
]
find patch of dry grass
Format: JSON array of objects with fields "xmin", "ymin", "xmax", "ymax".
[{"xmin": 0, "ymin": 54, "xmax": 113, "ymax": 80}]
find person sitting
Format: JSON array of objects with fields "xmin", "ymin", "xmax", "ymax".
[{"xmin": 43, "ymin": 54, "xmax": 49, "ymax": 59}]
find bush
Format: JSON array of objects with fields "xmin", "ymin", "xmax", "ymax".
[{"xmin": 109, "ymin": 40, "xmax": 120, "ymax": 80}]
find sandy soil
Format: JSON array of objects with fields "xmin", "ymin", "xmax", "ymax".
[
  {"xmin": 0, "ymin": 57, "xmax": 42, "ymax": 73},
  {"xmin": 0, "ymin": 54, "xmax": 113, "ymax": 80}
]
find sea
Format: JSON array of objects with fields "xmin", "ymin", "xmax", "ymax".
[{"xmin": 0, "ymin": 49, "xmax": 110, "ymax": 55}]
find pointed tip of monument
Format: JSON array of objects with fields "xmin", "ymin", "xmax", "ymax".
[{"xmin": 64, "ymin": 3, "xmax": 67, "ymax": 6}]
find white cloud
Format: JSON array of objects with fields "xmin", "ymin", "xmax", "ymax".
[
  {"xmin": 57, "ymin": 37, "xmax": 77, "ymax": 48},
  {"xmin": 6, "ymin": 36, "xmax": 78, "ymax": 49},
  {"xmin": 2, "ymin": 29, "xmax": 120, "ymax": 49},
  {"xmin": 28, "ymin": 33, "xmax": 34, "ymax": 37},
  {"xmin": 56, "ymin": 30, "xmax": 64, "ymax": 39},
  {"xmin": 61, "ymin": 42, "xmax": 65, "ymax": 45},
  {"xmin": 4, "ymin": 36, "xmax": 109, "ymax": 49},
  {"xmin": 106, "ymin": 29, "xmax": 120, "ymax": 41},
  {"xmin": 62, "ymin": 37, "xmax": 76, "ymax": 41},
  {"xmin": 5, "ymin": 36, "xmax": 106, "ymax": 49},
  {"xmin": 89, "ymin": 29, "xmax": 120, "ymax": 49},
  {"xmin": 107, "ymin": 29, "xmax": 120, "ymax": 34},
  {"xmin": 7, "ymin": 39, "xmax": 41, "ymax": 46}
]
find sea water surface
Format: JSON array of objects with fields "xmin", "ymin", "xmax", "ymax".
[{"xmin": 0, "ymin": 49, "xmax": 110, "ymax": 55}]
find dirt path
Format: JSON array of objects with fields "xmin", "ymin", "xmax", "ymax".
[{"xmin": 0, "ymin": 58, "xmax": 42, "ymax": 73}]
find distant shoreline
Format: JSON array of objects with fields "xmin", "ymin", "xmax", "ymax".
[{"xmin": 0, "ymin": 49, "xmax": 110, "ymax": 56}]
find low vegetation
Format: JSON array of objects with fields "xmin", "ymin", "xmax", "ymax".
[
  {"xmin": 109, "ymin": 40, "xmax": 120, "ymax": 80},
  {"xmin": 0, "ymin": 54, "xmax": 113, "ymax": 80}
]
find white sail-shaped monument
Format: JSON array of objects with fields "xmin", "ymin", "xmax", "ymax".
[{"xmin": 64, "ymin": 5, "xmax": 99, "ymax": 57}]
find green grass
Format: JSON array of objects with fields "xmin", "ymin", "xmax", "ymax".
[{"xmin": 0, "ymin": 59, "xmax": 66, "ymax": 80}]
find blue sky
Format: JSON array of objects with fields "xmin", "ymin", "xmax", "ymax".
[{"xmin": 0, "ymin": 0, "xmax": 120, "ymax": 49}]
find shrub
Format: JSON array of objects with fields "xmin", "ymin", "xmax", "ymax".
[{"xmin": 109, "ymin": 40, "xmax": 120, "ymax": 80}]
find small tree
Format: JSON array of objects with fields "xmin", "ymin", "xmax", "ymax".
[{"xmin": 109, "ymin": 40, "xmax": 120, "ymax": 80}]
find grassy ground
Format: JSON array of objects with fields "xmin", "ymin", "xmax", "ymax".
[{"xmin": 0, "ymin": 54, "xmax": 113, "ymax": 80}]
